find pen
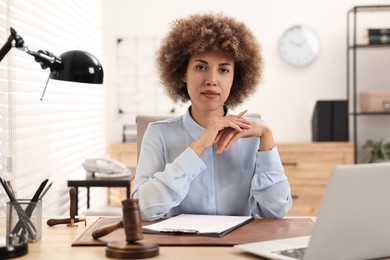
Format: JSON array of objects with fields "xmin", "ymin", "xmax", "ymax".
[
  {"xmin": 31, "ymin": 178, "xmax": 49, "ymax": 202},
  {"xmin": 6, "ymin": 179, "xmax": 15, "ymax": 196},
  {"xmin": 0, "ymin": 177, "xmax": 14, "ymax": 202},
  {"xmin": 236, "ymin": 110, "xmax": 248, "ymax": 118},
  {"xmin": 39, "ymin": 182, "xmax": 53, "ymax": 200},
  {"xmin": 160, "ymin": 228, "xmax": 199, "ymax": 234}
]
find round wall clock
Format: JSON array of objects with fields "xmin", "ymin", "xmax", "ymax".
[{"xmin": 278, "ymin": 25, "xmax": 320, "ymax": 66}]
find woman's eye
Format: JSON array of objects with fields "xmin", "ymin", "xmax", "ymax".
[
  {"xmin": 220, "ymin": 68, "xmax": 230, "ymax": 73},
  {"xmin": 195, "ymin": 65, "xmax": 206, "ymax": 70}
]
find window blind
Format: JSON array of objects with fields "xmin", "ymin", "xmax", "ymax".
[
  {"xmin": 0, "ymin": 0, "xmax": 106, "ymax": 216},
  {"xmin": 0, "ymin": 0, "xmax": 9, "ymax": 215}
]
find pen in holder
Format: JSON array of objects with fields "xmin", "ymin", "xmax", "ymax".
[{"xmin": 6, "ymin": 199, "xmax": 42, "ymax": 243}]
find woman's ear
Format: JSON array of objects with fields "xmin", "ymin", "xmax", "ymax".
[{"xmin": 182, "ymin": 73, "xmax": 186, "ymax": 83}]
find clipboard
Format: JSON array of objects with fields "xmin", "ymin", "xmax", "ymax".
[
  {"xmin": 72, "ymin": 217, "xmax": 314, "ymax": 246},
  {"xmin": 143, "ymin": 214, "xmax": 253, "ymax": 237}
]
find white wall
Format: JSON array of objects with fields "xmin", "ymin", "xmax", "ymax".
[{"xmin": 102, "ymin": 0, "xmax": 390, "ymax": 147}]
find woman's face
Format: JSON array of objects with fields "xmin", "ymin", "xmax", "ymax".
[{"xmin": 183, "ymin": 51, "xmax": 235, "ymax": 113}]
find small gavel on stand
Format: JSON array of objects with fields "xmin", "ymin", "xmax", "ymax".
[{"xmin": 47, "ymin": 187, "xmax": 86, "ymax": 227}]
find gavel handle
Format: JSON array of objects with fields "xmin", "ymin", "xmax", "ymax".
[
  {"xmin": 92, "ymin": 221, "xmax": 123, "ymax": 239},
  {"xmin": 69, "ymin": 187, "xmax": 77, "ymax": 220},
  {"xmin": 47, "ymin": 218, "xmax": 86, "ymax": 227}
]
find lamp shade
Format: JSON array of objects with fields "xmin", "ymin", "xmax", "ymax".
[{"xmin": 50, "ymin": 50, "xmax": 103, "ymax": 84}]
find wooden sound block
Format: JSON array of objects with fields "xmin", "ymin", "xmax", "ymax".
[{"xmin": 106, "ymin": 239, "xmax": 159, "ymax": 259}]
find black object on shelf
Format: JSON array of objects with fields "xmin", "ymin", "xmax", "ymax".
[{"xmin": 312, "ymin": 100, "xmax": 349, "ymax": 142}]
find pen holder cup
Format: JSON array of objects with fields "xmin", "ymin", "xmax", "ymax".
[{"xmin": 6, "ymin": 199, "xmax": 42, "ymax": 243}]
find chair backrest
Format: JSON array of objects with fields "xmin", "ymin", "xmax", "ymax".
[
  {"xmin": 135, "ymin": 112, "xmax": 261, "ymax": 161},
  {"xmin": 136, "ymin": 115, "xmax": 174, "ymax": 161}
]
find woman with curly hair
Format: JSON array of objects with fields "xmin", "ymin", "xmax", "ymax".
[{"xmin": 132, "ymin": 13, "xmax": 292, "ymax": 221}]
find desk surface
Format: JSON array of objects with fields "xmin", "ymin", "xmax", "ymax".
[
  {"xmin": 3, "ymin": 216, "xmax": 389, "ymax": 260},
  {"xmin": 0, "ymin": 216, "xmax": 261, "ymax": 260}
]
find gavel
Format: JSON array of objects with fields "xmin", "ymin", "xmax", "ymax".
[
  {"xmin": 47, "ymin": 187, "xmax": 86, "ymax": 227},
  {"xmin": 93, "ymin": 198, "xmax": 159, "ymax": 259}
]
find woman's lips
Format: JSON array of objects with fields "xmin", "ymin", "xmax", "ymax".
[{"xmin": 201, "ymin": 90, "xmax": 219, "ymax": 99}]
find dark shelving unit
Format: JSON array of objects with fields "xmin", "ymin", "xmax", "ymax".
[{"xmin": 347, "ymin": 5, "xmax": 390, "ymax": 163}]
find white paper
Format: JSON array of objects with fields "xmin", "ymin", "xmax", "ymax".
[{"xmin": 143, "ymin": 214, "xmax": 252, "ymax": 234}]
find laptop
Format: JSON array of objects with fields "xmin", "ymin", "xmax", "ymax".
[{"xmin": 235, "ymin": 162, "xmax": 390, "ymax": 260}]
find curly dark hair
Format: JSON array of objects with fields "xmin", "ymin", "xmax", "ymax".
[{"xmin": 156, "ymin": 13, "xmax": 263, "ymax": 108}]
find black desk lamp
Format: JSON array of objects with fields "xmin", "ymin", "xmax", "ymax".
[
  {"xmin": 0, "ymin": 27, "xmax": 103, "ymax": 98},
  {"xmin": 0, "ymin": 27, "xmax": 104, "ymax": 259}
]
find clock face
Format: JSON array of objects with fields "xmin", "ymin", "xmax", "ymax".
[{"xmin": 279, "ymin": 25, "xmax": 320, "ymax": 66}]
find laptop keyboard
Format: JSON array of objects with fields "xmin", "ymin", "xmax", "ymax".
[{"xmin": 272, "ymin": 247, "xmax": 306, "ymax": 259}]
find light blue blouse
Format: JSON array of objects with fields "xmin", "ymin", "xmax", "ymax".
[{"xmin": 132, "ymin": 108, "xmax": 292, "ymax": 221}]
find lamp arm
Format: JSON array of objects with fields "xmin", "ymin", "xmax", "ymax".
[
  {"xmin": 0, "ymin": 27, "xmax": 62, "ymax": 72},
  {"xmin": 0, "ymin": 28, "xmax": 24, "ymax": 62},
  {"xmin": 0, "ymin": 35, "xmax": 13, "ymax": 62},
  {"xmin": 24, "ymin": 48, "xmax": 63, "ymax": 71}
]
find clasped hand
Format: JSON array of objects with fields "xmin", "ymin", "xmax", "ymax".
[{"xmin": 191, "ymin": 115, "xmax": 271, "ymax": 156}]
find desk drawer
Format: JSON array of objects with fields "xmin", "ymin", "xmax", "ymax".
[
  {"xmin": 278, "ymin": 142, "xmax": 354, "ymax": 216},
  {"xmin": 289, "ymin": 185, "xmax": 326, "ymax": 216}
]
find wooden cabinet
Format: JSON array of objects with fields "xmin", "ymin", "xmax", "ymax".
[
  {"xmin": 109, "ymin": 143, "xmax": 137, "ymax": 168},
  {"xmin": 108, "ymin": 143, "xmax": 137, "ymax": 206},
  {"xmin": 278, "ymin": 142, "xmax": 354, "ymax": 216}
]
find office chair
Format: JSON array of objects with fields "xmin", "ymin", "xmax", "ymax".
[{"xmin": 136, "ymin": 115, "xmax": 174, "ymax": 161}]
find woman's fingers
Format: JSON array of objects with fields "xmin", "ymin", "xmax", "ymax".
[
  {"xmin": 216, "ymin": 128, "xmax": 242, "ymax": 154},
  {"xmin": 197, "ymin": 116, "xmax": 253, "ymax": 154}
]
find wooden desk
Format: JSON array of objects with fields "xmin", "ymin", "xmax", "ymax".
[
  {"xmin": 0, "ymin": 217, "xmax": 259, "ymax": 260},
  {"xmin": 67, "ymin": 177, "xmax": 132, "ymax": 215}
]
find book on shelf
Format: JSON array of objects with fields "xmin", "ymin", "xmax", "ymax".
[
  {"xmin": 366, "ymin": 28, "xmax": 390, "ymax": 36},
  {"xmin": 363, "ymin": 28, "xmax": 390, "ymax": 45},
  {"xmin": 365, "ymin": 34, "xmax": 390, "ymax": 45}
]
